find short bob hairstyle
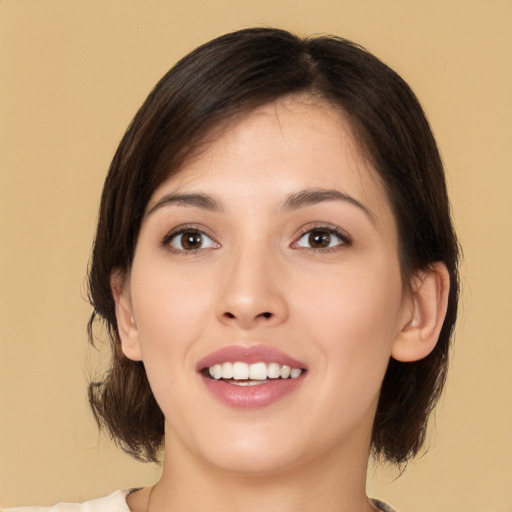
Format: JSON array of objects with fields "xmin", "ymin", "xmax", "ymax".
[{"xmin": 88, "ymin": 27, "xmax": 459, "ymax": 465}]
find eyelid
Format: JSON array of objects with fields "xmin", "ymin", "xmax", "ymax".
[
  {"xmin": 161, "ymin": 224, "xmax": 220, "ymax": 252},
  {"xmin": 291, "ymin": 223, "xmax": 353, "ymax": 251}
]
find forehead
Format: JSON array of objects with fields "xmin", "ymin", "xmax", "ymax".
[
  {"xmin": 186, "ymin": 95, "xmax": 361, "ymax": 173},
  {"xmin": 149, "ymin": 95, "xmax": 393, "ymax": 223}
]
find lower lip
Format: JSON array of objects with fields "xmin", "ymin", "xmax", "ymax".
[{"xmin": 201, "ymin": 375, "xmax": 305, "ymax": 409}]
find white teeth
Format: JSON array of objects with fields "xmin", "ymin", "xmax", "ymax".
[
  {"xmin": 267, "ymin": 362, "xmax": 280, "ymax": 379},
  {"xmin": 232, "ymin": 362, "xmax": 249, "ymax": 380},
  {"xmin": 290, "ymin": 368, "xmax": 302, "ymax": 379},
  {"xmin": 221, "ymin": 362, "xmax": 233, "ymax": 379},
  {"xmin": 230, "ymin": 380, "xmax": 268, "ymax": 387},
  {"xmin": 213, "ymin": 364, "xmax": 222, "ymax": 380},
  {"xmin": 280, "ymin": 365, "xmax": 291, "ymax": 379},
  {"xmin": 249, "ymin": 362, "xmax": 268, "ymax": 380},
  {"xmin": 208, "ymin": 361, "xmax": 303, "ymax": 381}
]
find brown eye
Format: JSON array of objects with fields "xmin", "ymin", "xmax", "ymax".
[
  {"xmin": 308, "ymin": 231, "xmax": 332, "ymax": 248},
  {"xmin": 295, "ymin": 227, "xmax": 349, "ymax": 250},
  {"xmin": 181, "ymin": 232, "xmax": 203, "ymax": 250},
  {"xmin": 168, "ymin": 230, "xmax": 218, "ymax": 251}
]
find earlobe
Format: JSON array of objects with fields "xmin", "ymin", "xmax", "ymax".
[
  {"xmin": 111, "ymin": 270, "xmax": 143, "ymax": 362},
  {"xmin": 392, "ymin": 262, "xmax": 450, "ymax": 362}
]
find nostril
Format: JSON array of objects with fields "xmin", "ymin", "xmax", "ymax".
[{"xmin": 221, "ymin": 311, "xmax": 273, "ymax": 322}]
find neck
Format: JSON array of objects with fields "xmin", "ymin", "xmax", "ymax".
[{"xmin": 145, "ymin": 429, "xmax": 375, "ymax": 512}]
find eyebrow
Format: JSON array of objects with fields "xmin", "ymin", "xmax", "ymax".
[
  {"xmin": 281, "ymin": 188, "xmax": 372, "ymax": 220},
  {"xmin": 146, "ymin": 192, "xmax": 222, "ymax": 215},
  {"xmin": 146, "ymin": 187, "xmax": 372, "ymax": 220}
]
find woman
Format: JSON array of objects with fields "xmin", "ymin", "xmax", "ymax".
[{"xmin": 6, "ymin": 27, "xmax": 459, "ymax": 512}]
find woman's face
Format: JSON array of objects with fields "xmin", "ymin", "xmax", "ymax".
[{"xmin": 117, "ymin": 95, "xmax": 412, "ymax": 475}]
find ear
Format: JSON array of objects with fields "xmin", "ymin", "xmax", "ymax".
[
  {"xmin": 392, "ymin": 262, "xmax": 450, "ymax": 362},
  {"xmin": 111, "ymin": 270, "xmax": 143, "ymax": 361}
]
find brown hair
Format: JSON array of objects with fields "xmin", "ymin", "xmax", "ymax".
[{"xmin": 88, "ymin": 27, "xmax": 459, "ymax": 465}]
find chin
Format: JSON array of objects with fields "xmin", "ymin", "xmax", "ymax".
[
  {"xmin": 189, "ymin": 425, "xmax": 311, "ymax": 477},
  {"xmin": 207, "ymin": 447, "xmax": 304, "ymax": 477}
]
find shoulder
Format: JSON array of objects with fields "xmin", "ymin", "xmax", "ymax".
[
  {"xmin": 4, "ymin": 492, "xmax": 395, "ymax": 512},
  {"xmin": 1, "ymin": 489, "xmax": 131, "ymax": 512},
  {"xmin": 370, "ymin": 498, "xmax": 398, "ymax": 512}
]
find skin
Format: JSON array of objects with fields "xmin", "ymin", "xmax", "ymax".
[{"xmin": 114, "ymin": 95, "xmax": 449, "ymax": 512}]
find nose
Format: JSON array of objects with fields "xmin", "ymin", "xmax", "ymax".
[{"xmin": 215, "ymin": 244, "xmax": 289, "ymax": 329}]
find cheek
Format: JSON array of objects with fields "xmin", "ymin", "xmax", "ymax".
[
  {"xmin": 294, "ymin": 257, "xmax": 404, "ymax": 381},
  {"xmin": 129, "ymin": 259, "xmax": 215, "ymax": 364},
  {"xmin": 127, "ymin": 262, "xmax": 216, "ymax": 426}
]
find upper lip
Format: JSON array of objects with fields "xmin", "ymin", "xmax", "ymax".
[{"xmin": 196, "ymin": 345, "xmax": 308, "ymax": 371}]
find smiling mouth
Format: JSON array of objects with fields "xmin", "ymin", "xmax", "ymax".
[{"xmin": 202, "ymin": 361, "xmax": 305, "ymax": 386}]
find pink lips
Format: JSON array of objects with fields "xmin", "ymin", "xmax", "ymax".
[{"xmin": 197, "ymin": 345, "xmax": 307, "ymax": 409}]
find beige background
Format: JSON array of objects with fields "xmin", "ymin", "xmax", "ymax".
[{"xmin": 1, "ymin": 1, "xmax": 511, "ymax": 510}]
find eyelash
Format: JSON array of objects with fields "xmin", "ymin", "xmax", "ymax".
[
  {"xmin": 292, "ymin": 224, "xmax": 352, "ymax": 253},
  {"xmin": 161, "ymin": 225, "xmax": 219, "ymax": 254},
  {"xmin": 161, "ymin": 224, "xmax": 352, "ymax": 254}
]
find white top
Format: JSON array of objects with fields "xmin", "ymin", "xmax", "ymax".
[
  {"xmin": 2, "ymin": 489, "xmax": 397, "ymax": 511},
  {"xmin": 1, "ymin": 490, "xmax": 131, "ymax": 512}
]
